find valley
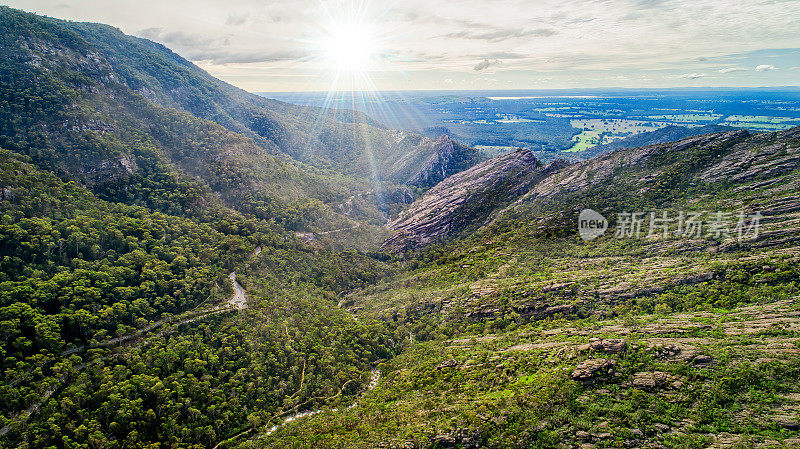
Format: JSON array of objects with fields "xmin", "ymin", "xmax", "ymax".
[{"xmin": 0, "ymin": 5, "xmax": 799, "ymax": 449}]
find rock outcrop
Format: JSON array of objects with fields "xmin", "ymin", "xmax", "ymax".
[
  {"xmin": 404, "ymin": 136, "xmax": 481, "ymax": 189},
  {"xmin": 578, "ymin": 338, "xmax": 627, "ymax": 354},
  {"xmin": 571, "ymin": 358, "xmax": 617, "ymax": 382},
  {"xmin": 430, "ymin": 429, "xmax": 482, "ymax": 448},
  {"xmin": 383, "ymin": 149, "xmax": 568, "ymax": 251},
  {"xmin": 629, "ymin": 371, "xmax": 682, "ymax": 390},
  {"xmin": 513, "ymin": 129, "xmax": 751, "ymax": 204},
  {"xmin": 382, "ymin": 126, "xmax": 800, "ymax": 252}
]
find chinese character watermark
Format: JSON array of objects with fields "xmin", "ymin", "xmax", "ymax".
[{"xmin": 578, "ymin": 209, "xmax": 762, "ymax": 242}]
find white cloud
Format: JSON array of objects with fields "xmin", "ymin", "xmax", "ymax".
[
  {"xmin": 681, "ymin": 73, "xmax": 706, "ymax": 80},
  {"xmin": 446, "ymin": 27, "xmax": 556, "ymax": 42},
  {"xmin": 718, "ymin": 67, "xmax": 746, "ymax": 74},
  {"xmin": 5, "ymin": 0, "xmax": 800, "ymax": 90},
  {"xmin": 755, "ymin": 64, "xmax": 778, "ymax": 71},
  {"xmin": 225, "ymin": 12, "xmax": 249, "ymax": 26}
]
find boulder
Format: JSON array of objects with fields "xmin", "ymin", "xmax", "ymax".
[
  {"xmin": 572, "ymin": 358, "xmax": 617, "ymax": 382},
  {"xmin": 579, "ymin": 338, "xmax": 627, "ymax": 354},
  {"xmin": 432, "ymin": 434, "xmax": 456, "ymax": 447},
  {"xmin": 692, "ymin": 354, "xmax": 714, "ymax": 366},
  {"xmin": 431, "ymin": 429, "xmax": 481, "ymax": 448},
  {"xmin": 654, "ymin": 344, "xmax": 682, "ymax": 359}
]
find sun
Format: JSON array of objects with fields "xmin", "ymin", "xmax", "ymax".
[
  {"xmin": 324, "ymin": 23, "xmax": 376, "ymax": 72},
  {"xmin": 307, "ymin": 1, "xmax": 393, "ymax": 93}
]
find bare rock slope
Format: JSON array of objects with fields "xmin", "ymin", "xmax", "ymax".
[
  {"xmin": 383, "ymin": 148, "xmax": 567, "ymax": 251},
  {"xmin": 384, "ymin": 127, "xmax": 800, "ymax": 251}
]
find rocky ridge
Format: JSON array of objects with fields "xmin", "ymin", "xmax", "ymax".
[
  {"xmin": 383, "ymin": 148, "xmax": 567, "ymax": 251},
  {"xmin": 383, "ymin": 127, "xmax": 800, "ymax": 252}
]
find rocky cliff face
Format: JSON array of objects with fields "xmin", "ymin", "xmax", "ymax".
[
  {"xmin": 383, "ymin": 148, "xmax": 566, "ymax": 251},
  {"xmin": 698, "ymin": 126, "xmax": 800, "ymax": 184},
  {"xmin": 384, "ymin": 127, "xmax": 800, "ymax": 252},
  {"xmin": 404, "ymin": 136, "xmax": 482, "ymax": 189},
  {"xmin": 511, "ymin": 129, "xmax": 751, "ymax": 204}
]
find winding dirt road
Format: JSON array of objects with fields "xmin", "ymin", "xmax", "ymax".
[
  {"xmin": 1, "ymin": 262, "xmax": 254, "ymax": 437},
  {"xmin": 227, "ymin": 272, "xmax": 248, "ymax": 309}
]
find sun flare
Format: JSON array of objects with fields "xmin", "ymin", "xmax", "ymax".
[
  {"xmin": 310, "ymin": 1, "xmax": 394, "ymax": 94},
  {"xmin": 324, "ymin": 23, "xmax": 377, "ymax": 72}
]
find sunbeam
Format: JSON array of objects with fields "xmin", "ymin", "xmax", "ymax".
[{"xmin": 323, "ymin": 22, "xmax": 376, "ymax": 73}]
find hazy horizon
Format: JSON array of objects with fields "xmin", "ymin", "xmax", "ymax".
[
  {"xmin": 257, "ymin": 86, "xmax": 800, "ymax": 94},
  {"xmin": 4, "ymin": 0, "xmax": 800, "ymax": 92}
]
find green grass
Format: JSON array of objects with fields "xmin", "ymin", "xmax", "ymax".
[
  {"xmin": 566, "ymin": 130, "xmax": 602, "ymax": 152},
  {"xmin": 726, "ymin": 115, "xmax": 798, "ymax": 123}
]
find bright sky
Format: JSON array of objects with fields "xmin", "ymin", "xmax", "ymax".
[{"xmin": 6, "ymin": 0, "xmax": 800, "ymax": 91}]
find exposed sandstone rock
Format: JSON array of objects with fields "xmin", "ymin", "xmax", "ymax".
[
  {"xmin": 692, "ymin": 354, "xmax": 714, "ymax": 366},
  {"xmin": 436, "ymin": 358, "xmax": 458, "ymax": 369},
  {"xmin": 382, "ymin": 127, "xmax": 797, "ymax": 252},
  {"xmin": 468, "ymin": 301, "xmax": 576, "ymax": 320},
  {"xmin": 383, "ymin": 149, "xmax": 567, "ymax": 251},
  {"xmin": 655, "ymin": 344, "xmax": 683, "ymax": 359},
  {"xmin": 578, "ymin": 338, "xmax": 627, "ymax": 354},
  {"xmin": 431, "ymin": 429, "xmax": 481, "ymax": 448},
  {"xmin": 773, "ymin": 415, "xmax": 800, "ymax": 431},
  {"xmin": 431, "ymin": 434, "xmax": 456, "ymax": 447},
  {"xmin": 652, "ymin": 344, "xmax": 714, "ymax": 366},
  {"xmin": 512, "ymin": 130, "xmax": 750, "ymax": 207},
  {"xmin": 699, "ymin": 127, "xmax": 800, "ymax": 184},
  {"xmin": 629, "ymin": 371, "xmax": 679, "ymax": 390},
  {"xmin": 572, "ymin": 358, "xmax": 617, "ymax": 382}
]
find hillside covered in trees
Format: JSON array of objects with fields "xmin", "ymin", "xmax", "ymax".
[{"xmin": 1, "ymin": 5, "xmax": 800, "ymax": 449}]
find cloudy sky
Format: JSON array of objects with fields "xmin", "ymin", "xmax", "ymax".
[{"xmin": 6, "ymin": 0, "xmax": 800, "ymax": 91}]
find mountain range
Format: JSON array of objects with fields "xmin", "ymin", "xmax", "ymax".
[
  {"xmin": 2, "ymin": 6, "xmax": 800, "ymax": 449},
  {"xmin": 0, "ymin": 6, "xmax": 480, "ymax": 236}
]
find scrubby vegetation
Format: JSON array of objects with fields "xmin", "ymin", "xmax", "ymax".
[
  {"xmin": 1, "ymin": 5, "xmax": 800, "ymax": 449},
  {"xmin": 0, "ymin": 149, "xmax": 396, "ymax": 447}
]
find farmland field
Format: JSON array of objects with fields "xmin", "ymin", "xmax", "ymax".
[
  {"xmin": 263, "ymin": 88, "xmax": 800, "ymax": 159},
  {"xmin": 565, "ymin": 130, "xmax": 601, "ymax": 152}
]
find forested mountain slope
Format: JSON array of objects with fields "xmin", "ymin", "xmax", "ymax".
[
  {"xmin": 2, "ymin": 6, "xmax": 800, "ymax": 449},
  {"xmin": 0, "ymin": 5, "xmax": 349, "ymax": 233},
  {"xmin": 0, "ymin": 6, "xmax": 479, "ymax": 200},
  {"xmin": 0, "ymin": 6, "xmax": 481, "ymax": 243},
  {"xmin": 65, "ymin": 18, "xmax": 481, "ymax": 183},
  {"xmin": 0, "ymin": 146, "xmax": 395, "ymax": 448},
  {"xmin": 0, "ymin": 7, "xmax": 404, "ymax": 447},
  {"xmin": 269, "ymin": 127, "xmax": 800, "ymax": 448}
]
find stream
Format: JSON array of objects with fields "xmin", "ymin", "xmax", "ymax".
[{"xmin": 264, "ymin": 369, "xmax": 381, "ymax": 437}]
